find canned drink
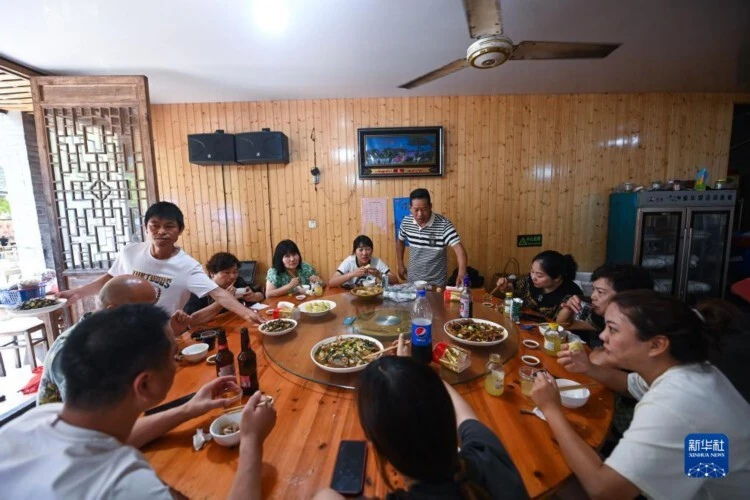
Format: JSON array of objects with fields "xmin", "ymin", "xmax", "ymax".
[
  {"xmin": 510, "ymin": 298, "xmax": 523, "ymax": 323},
  {"xmin": 575, "ymin": 301, "xmax": 593, "ymax": 322}
]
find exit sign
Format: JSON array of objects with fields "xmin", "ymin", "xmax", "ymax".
[{"xmin": 517, "ymin": 234, "xmax": 542, "ymax": 247}]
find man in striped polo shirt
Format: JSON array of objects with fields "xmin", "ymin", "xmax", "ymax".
[{"xmin": 396, "ymin": 188, "xmax": 468, "ymax": 287}]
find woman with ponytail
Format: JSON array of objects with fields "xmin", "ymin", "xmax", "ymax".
[
  {"xmin": 532, "ymin": 290, "xmax": 750, "ymax": 499},
  {"xmin": 315, "ymin": 356, "xmax": 527, "ymax": 500},
  {"xmin": 495, "ymin": 250, "xmax": 582, "ymax": 318}
]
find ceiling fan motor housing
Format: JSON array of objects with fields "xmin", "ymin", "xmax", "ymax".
[{"xmin": 467, "ymin": 35, "xmax": 513, "ymax": 68}]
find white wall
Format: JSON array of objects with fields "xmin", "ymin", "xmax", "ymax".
[{"xmin": 0, "ymin": 111, "xmax": 45, "ymax": 284}]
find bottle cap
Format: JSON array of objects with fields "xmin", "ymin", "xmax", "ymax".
[
  {"xmin": 417, "ymin": 289, "xmax": 426, "ymax": 298},
  {"xmin": 489, "ymin": 353, "xmax": 502, "ymax": 363}
]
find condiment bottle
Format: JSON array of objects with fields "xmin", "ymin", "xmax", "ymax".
[
  {"xmin": 484, "ymin": 353, "xmax": 504, "ymax": 396},
  {"xmin": 503, "ymin": 292, "xmax": 513, "ymax": 315},
  {"xmin": 543, "ymin": 322, "xmax": 562, "ymax": 356}
]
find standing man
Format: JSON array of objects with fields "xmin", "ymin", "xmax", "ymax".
[
  {"xmin": 58, "ymin": 201, "xmax": 261, "ymax": 325},
  {"xmin": 396, "ymin": 188, "xmax": 468, "ymax": 287}
]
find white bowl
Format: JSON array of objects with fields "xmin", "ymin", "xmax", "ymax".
[
  {"xmin": 521, "ymin": 355, "xmax": 541, "ymax": 366},
  {"xmin": 258, "ymin": 318, "xmax": 298, "ymax": 337},
  {"xmin": 556, "ymin": 378, "xmax": 591, "ymax": 408},
  {"xmin": 414, "ymin": 280, "xmax": 428, "ymax": 289},
  {"xmin": 182, "ymin": 343, "xmax": 209, "ymax": 363},
  {"xmin": 234, "ymin": 287, "xmax": 248, "ymax": 298},
  {"xmin": 362, "ymin": 278, "xmax": 377, "ymax": 288},
  {"xmin": 299, "ymin": 300, "xmax": 336, "ymax": 317},
  {"xmin": 522, "ymin": 339, "xmax": 540, "ymax": 349},
  {"xmin": 310, "ymin": 334, "xmax": 383, "ymax": 373},
  {"xmin": 209, "ymin": 413, "xmax": 242, "ymax": 447}
]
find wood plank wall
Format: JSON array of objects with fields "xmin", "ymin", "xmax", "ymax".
[{"xmin": 152, "ymin": 93, "xmax": 747, "ymax": 284}]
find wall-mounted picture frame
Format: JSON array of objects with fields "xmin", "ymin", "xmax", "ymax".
[{"xmin": 357, "ymin": 126, "xmax": 443, "ymax": 179}]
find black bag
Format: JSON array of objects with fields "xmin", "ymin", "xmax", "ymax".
[{"xmin": 449, "ymin": 266, "xmax": 484, "ymax": 288}]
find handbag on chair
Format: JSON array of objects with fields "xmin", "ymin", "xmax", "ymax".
[{"xmin": 485, "ymin": 257, "xmax": 520, "ymax": 297}]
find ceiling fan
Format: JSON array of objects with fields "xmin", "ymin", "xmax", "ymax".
[{"xmin": 399, "ymin": 0, "xmax": 621, "ymax": 89}]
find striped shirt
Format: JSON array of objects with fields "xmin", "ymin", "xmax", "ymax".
[{"xmin": 398, "ymin": 212, "xmax": 461, "ymax": 286}]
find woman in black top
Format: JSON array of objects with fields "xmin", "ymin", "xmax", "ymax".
[
  {"xmin": 183, "ymin": 252, "xmax": 264, "ymax": 324},
  {"xmin": 495, "ymin": 250, "xmax": 582, "ymax": 319},
  {"xmin": 314, "ymin": 356, "xmax": 527, "ymax": 500}
]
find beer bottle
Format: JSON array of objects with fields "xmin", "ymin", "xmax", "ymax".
[
  {"xmin": 237, "ymin": 327, "xmax": 259, "ymax": 395},
  {"xmin": 215, "ymin": 330, "xmax": 236, "ymax": 378}
]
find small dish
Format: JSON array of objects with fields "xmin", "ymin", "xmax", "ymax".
[
  {"xmin": 522, "ymin": 339, "xmax": 540, "ymax": 349},
  {"xmin": 209, "ymin": 413, "xmax": 242, "ymax": 447},
  {"xmin": 521, "ymin": 355, "xmax": 541, "ymax": 366},
  {"xmin": 182, "ymin": 343, "xmax": 209, "ymax": 363},
  {"xmin": 206, "ymin": 354, "xmax": 217, "ymax": 365},
  {"xmin": 265, "ymin": 309, "xmax": 275, "ymax": 316},
  {"xmin": 556, "ymin": 378, "xmax": 591, "ymax": 408},
  {"xmin": 295, "ymin": 295, "xmax": 307, "ymax": 301},
  {"xmin": 414, "ymin": 280, "xmax": 428, "ymax": 289}
]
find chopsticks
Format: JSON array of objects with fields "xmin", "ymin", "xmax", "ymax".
[
  {"xmin": 362, "ymin": 340, "xmax": 411, "ymax": 360},
  {"xmin": 223, "ymin": 396, "xmax": 275, "ymax": 414},
  {"xmin": 144, "ymin": 392, "xmax": 196, "ymax": 416},
  {"xmin": 558, "ymin": 383, "xmax": 597, "ymax": 392}
]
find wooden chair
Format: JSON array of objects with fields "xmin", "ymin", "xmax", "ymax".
[{"xmin": 0, "ymin": 317, "xmax": 49, "ymax": 376}]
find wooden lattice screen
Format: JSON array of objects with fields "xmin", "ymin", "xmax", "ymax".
[{"xmin": 31, "ymin": 76, "xmax": 159, "ymax": 322}]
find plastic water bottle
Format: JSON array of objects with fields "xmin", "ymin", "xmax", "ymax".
[
  {"xmin": 411, "ymin": 289, "xmax": 433, "ymax": 364},
  {"xmin": 381, "ymin": 271, "xmax": 389, "ymax": 292}
]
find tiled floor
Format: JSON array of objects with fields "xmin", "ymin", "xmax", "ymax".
[{"xmin": 0, "ymin": 346, "xmax": 44, "ymax": 419}]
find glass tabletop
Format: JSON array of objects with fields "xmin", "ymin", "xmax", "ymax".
[{"xmin": 262, "ymin": 291, "xmax": 519, "ymax": 390}]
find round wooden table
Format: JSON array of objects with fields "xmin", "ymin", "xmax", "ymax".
[{"xmin": 142, "ymin": 290, "xmax": 614, "ymax": 498}]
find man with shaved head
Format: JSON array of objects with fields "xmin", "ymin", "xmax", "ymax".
[{"xmin": 37, "ymin": 276, "xmax": 241, "ymax": 448}]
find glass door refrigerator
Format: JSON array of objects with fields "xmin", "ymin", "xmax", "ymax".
[{"xmin": 607, "ymin": 190, "xmax": 736, "ymax": 302}]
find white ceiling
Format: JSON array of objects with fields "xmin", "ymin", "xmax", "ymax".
[{"xmin": 1, "ymin": 0, "xmax": 748, "ymax": 104}]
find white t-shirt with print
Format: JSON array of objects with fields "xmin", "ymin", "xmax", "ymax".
[
  {"xmin": 108, "ymin": 242, "xmax": 217, "ymax": 314},
  {"xmin": 0, "ymin": 403, "xmax": 172, "ymax": 499},
  {"xmin": 335, "ymin": 255, "xmax": 390, "ymax": 287},
  {"xmin": 605, "ymin": 363, "xmax": 750, "ymax": 500}
]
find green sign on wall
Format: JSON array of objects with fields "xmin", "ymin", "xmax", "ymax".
[{"xmin": 517, "ymin": 234, "xmax": 542, "ymax": 247}]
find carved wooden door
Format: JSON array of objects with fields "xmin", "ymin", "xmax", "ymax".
[{"xmin": 30, "ymin": 76, "xmax": 159, "ymax": 323}]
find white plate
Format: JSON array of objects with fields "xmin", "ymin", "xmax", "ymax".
[
  {"xmin": 258, "ymin": 318, "xmax": 298, "ymax": 337},
  {"xmin": 310, "ymin": 334, "xmax": 383, "ymax": 373},
  {"xmin": 298, "ymin": 299, "xmax": 336, "ymax": 317},
  {"xmin": 9, "ymin": 298, "xmax": 67, "ymax": 316},
  {"xmin": 443, "ymin": 318, "xmax": 509, "ymax": 346}
]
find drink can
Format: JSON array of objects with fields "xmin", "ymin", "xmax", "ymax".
[
  {"xmin": 510, "ymin": 298, "xmax": 523, "ymax": 323},
  {"xmin": 575, "ymin": 301, "xmax": 593, "ymax": 321}
]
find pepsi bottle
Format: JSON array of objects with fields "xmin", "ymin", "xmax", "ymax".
[{"xmin": 411, "ymin": 289, "xmax": 433, "ymax": 364}]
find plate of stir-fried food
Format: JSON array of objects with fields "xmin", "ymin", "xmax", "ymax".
[
  {"xmin": 258, "ymin": 319, "xmax": 297, "ymax": 337},
  {"xmin": 443, "ymin": 318, "xmax": 508, "ymax": 346},
  {"xmin": 10, "ymin": 297, "xmax": 66, "ymax": 316},
  {"xmin": 310, "ymin": 334, "xmax": 384, "ymax": 373}
]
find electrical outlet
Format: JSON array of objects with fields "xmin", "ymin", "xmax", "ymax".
[{"xmin": 308, "ymin": 219, "xmax": 317, "ymax": 229}]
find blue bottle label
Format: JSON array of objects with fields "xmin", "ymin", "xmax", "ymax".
[{"xmin": 411, "ymin": 320, "xmax": 432, "ymax": 346}]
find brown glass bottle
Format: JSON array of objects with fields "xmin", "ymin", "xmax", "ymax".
[
  {"xmin": 237, "ymin": 328, "xmax": 259, "ymax": 395},
  {"xmin": 215, "ymin": 330, "xmax": 236, "ymax": 378}
]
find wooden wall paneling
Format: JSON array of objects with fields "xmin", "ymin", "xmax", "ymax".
[{"xmin": 151, "ymin": 93, "xmax": 741, "ymax": 283}]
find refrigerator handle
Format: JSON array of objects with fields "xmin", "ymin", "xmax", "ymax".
[{"xmin": 679, "ymin": 227, "xmax": 694, "ymax": 300}]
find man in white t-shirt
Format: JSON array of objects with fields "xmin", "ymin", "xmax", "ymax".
[
  {"xmin": 0, "ymin": 304, "xmax": 276, "ymax": 498},
  {"xmin": 58, "ymin": 201, "xmax": 261, "ymax": 326}
]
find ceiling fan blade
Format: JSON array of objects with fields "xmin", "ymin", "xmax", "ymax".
[
  {"xmin": 399, "ymin": 58, "xmax": 470, "ymax": 89},
  {"xmin": 462, "ymin": 0, "xmax": 503, "ymax": 39},
  {"xmin": 510, "ymin": 41, "xmax": 621, "ymax": 60}
]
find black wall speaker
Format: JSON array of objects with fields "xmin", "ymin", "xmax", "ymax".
[
  {"xmin": 235, "ymin": 131, "xmax": 289, "ymax": 164},
  {"xmin": 188, "ymin": 130, "xmax": 235, "ymax": 165}
]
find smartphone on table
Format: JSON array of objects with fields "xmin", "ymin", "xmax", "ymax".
[{"xmin": 331, "ymin": 440, "xmax": 367, "ymax": 496}]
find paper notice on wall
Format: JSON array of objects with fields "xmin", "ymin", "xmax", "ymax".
[{"xmin": 361, "ymin": 198, "xmax": 387, "ymax": 234}]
